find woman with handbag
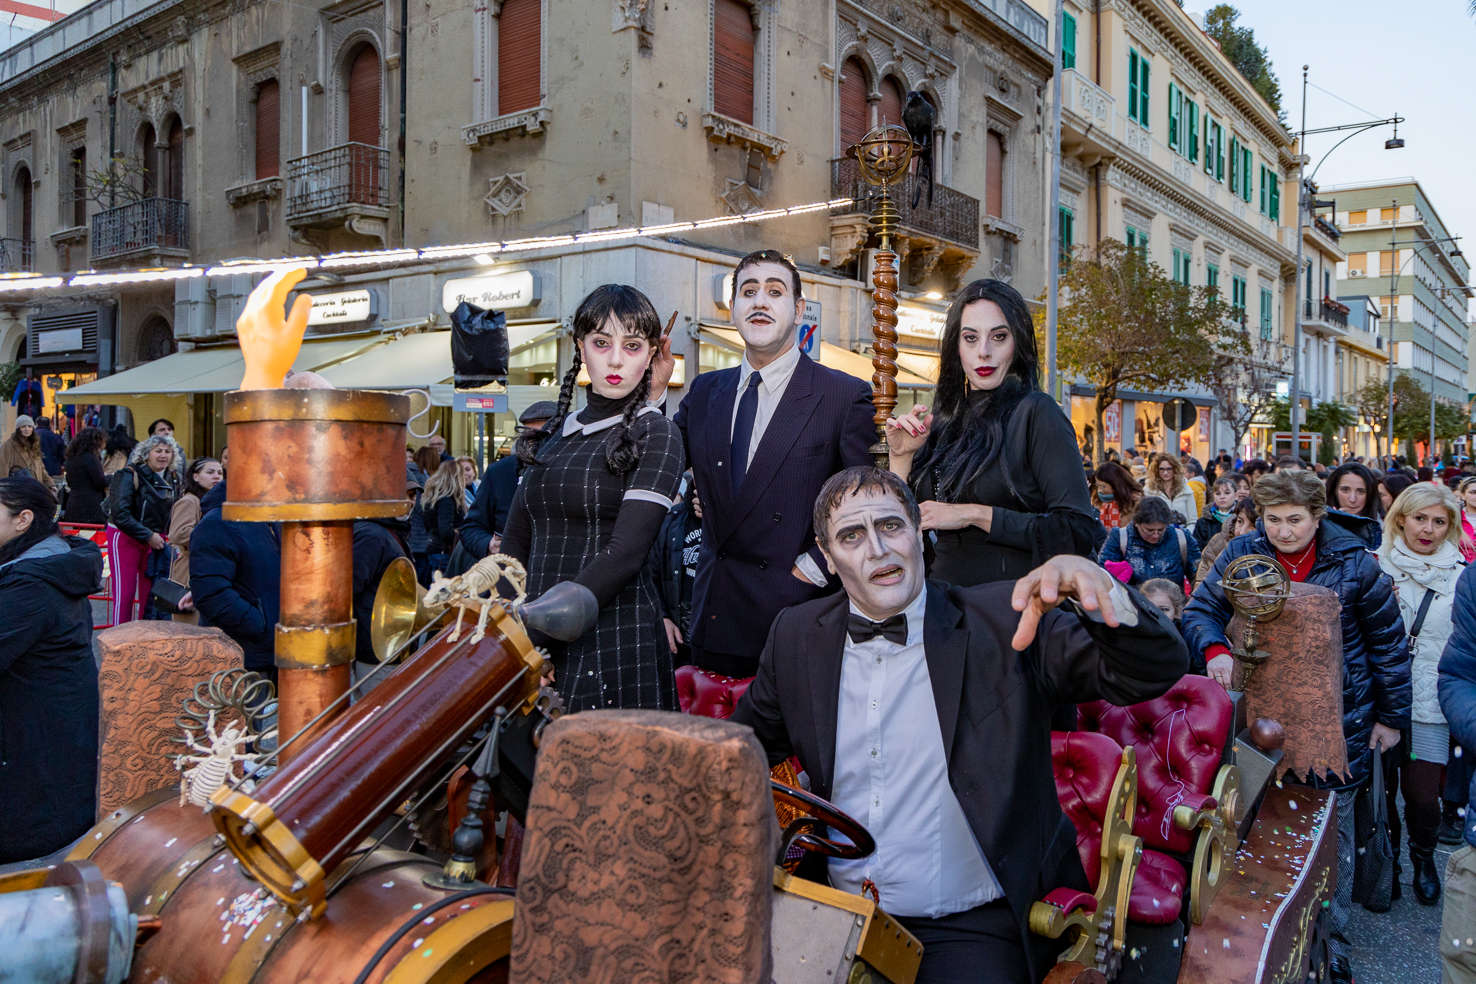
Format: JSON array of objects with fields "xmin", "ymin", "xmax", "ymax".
[
  {"xmin": 104, "ymin": 434, "xmax": 180, "ymax": 624},
  {"xmin": 884, "ymin": 279, "xmax": 1104, "ymax": 585},
  {"xmin": 167, "ymin": 457, "xmax": 223, "ymax": 624},
  {"xmin": 1377, "ymin": 481, "xmax": 1468, "ymax": 905}
]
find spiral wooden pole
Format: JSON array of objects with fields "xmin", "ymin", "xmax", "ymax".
[{"xmin": 869, "ymin": 189, "xmax": 901, "ymax": 466}]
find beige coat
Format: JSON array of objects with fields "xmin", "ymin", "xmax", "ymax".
[
  {"xmin": 0, "ymin": 434, "xmax": 55, "ymax": 492},
  {"xmin": 167, "ymin": 492, "xmax": 201, "ymax": 585}
]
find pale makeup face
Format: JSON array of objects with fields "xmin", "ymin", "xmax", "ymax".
[
  {"xmin": 195, "ymin": 462, "xmax": 223, "ymax": 491},
  {"xmin": 581, "ymin": 314, "xmax": 654, "ymax": 400},
  {"xmin": 147, "ymin": 445, "xmax": 173, "ymax": 473},
  {"xmin": 731, "ymin": 261, "xmax": 799, "ymax": 362},
  {"xmin": 1263, "ymin": 504, "xmax": 1317, "ymax": 555},
  {"xmin": 819, "ymin": 488, "xmax": 926, "ymax": 622},
  {"xmin": 1336, "ymin": 476, "xmax": 1368, "ymax": 513},
  {"xmin": 1212, "ymin": 484, "xmax": 1237, "ymax": 509},
  {"xmin": 1136, "ymin": 521, "xmax": 1167, "ymax": 545},
  {"xmin": 1401, "ymin": 507, "xmax": 1450, "ymax": 556},
  {"xmin": 958, "ymin": 300, "xmax": 1015, "ymax": 392}
]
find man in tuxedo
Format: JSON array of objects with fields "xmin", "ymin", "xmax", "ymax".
[
  {"xmin": 731, "ymin": 466, "xmax": 1188, "ymax": 983},
  {"xmin": 668, "ymin": 249, "xmax": 875, "ymax": 678}
]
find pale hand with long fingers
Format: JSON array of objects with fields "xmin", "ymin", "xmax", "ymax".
[{"xmin": 237, "ymin": 267, "xmax": 314, "ymax": 390}]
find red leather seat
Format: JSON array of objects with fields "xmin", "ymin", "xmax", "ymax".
[
  {"xmin": 1050, "ymin": 731, "xmax": 1183, "ymax": 925},
  {"xmin": 674, "ymin": 665, "xmax": 753, "ymax": 719},
  {"xmin": 1077, "ymin": 675, "xmax": 1233, "ymax": 856}
]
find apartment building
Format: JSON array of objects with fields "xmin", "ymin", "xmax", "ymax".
[
  {"xmin": 1326, "ymin": 179, "xmax": 1471, "ymax": 446},
  {"xmin": 0, "ymin": 0, "xmax": 1054, "ymax": 454},
  {"xmin": 1055, "ymin": 0, "xmax": 1297, "ymax": 460}
]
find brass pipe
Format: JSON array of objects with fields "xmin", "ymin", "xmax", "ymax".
[{"xmin": 276, "ymin": 520, "xmax": 356, "ymax": 761}]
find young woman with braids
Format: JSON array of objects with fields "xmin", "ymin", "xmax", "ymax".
[
  {"xmin": 885, "ymin": 279, "xmax": 1105, "ymax": 585},
  {"xmin": 501, "ymin": 284, "xmax": 685, "ymax": 712}
]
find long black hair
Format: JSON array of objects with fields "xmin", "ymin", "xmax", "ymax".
[
  {"xmin": 911, "ymin": 279, "xmax": 1040, "ymax": 495},
  {"xmin": 66, "ymin": 425, "xmax": 105, "ymax": 462},
  {"xmin": 516, "ymin": 284, "xmax": 663, "ymax": 475},
  {"xmin": 0, "ymin": 476, "xmax": 60, "ymax": 567},
  {"xmin": 1325, "ymin": 462, "xmax": 1381, "ymax": 520}
]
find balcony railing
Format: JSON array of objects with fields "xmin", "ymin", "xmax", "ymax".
[
  {"xmin": 286, "ymin": 143, "xmax": 389, "ymax": 220},
  {"xmin": 831, "ymin": 158, "xmax": 979, "ymax": 249},
  {"xmin": 91, "ymin": 198, "xmax": 189, "ymax": 261},
  {"xmin": 1321, "ymin": 297, "xmax": 1349, "ymax": 328},
  {"xmin": 0, "ymin": 237, "xmax": 33, "ymax": 271},
  {"xmin": 1313, "ymin": 215, "xmax": 1341, "ymax": 241}
]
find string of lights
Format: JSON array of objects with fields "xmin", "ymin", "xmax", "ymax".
[{"xmin": 0, "ymin": 196, "xmax": 856, "ymax": 293}]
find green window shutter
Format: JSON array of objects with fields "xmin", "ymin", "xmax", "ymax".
[
  {"xmin": 1244, "ymin": 148, "xmax": 1253, "ymax": 201},
  {"xmin": 1216, "ymin": 125, "xmax": 1224, "ymax": 181},
  {"xmin": 1188, "ymin": 102, "xmax": 1198, "ymax": 163},
  {"xmin": 1128, "ymin": 50, "xmax": 1138, "ymax": 122},
  {"xmin": 1140, "ymin": 59, "xmax": 1150, "ymax": 125},
  {"xmin": 1271, "ymin": 180, "xmax": 1280, "ymax": 222},
  {"xmin": 1063, "ymin": 13, "xmax": 1076, "ymax": 70},
  {"xmin": 1229, "ymin": 138, "xmax": 1238, "ymax": 194},
  {"xmin": 1207, "ymin": 263, "xmax": 1218, "ymax": 289},
  {"xmin": 1168, "ymin": 83, "xmax": 1179, "ymax": 151},
  {"xmin": 1203, "ymin": 116, "xmax": 1212, "ymax": 173},
  {"xmin": 1126, "ymin": 226, "xmax": 1136, "ymax": 249},
  {"xmin": 1259, "ymin": 166, "xmax": 1267, "ymax": 214}
]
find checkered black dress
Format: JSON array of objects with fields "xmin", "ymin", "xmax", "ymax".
[{"xmin": 516, "ymin": 408, "xmax": 685, "ymax": 712}]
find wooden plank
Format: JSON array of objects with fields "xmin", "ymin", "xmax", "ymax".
[{"xmin": 1178, "ymin": 785, "xmax": 1336, "ymax": 984}]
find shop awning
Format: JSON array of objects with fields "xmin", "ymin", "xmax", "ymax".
[
  {"xmin": 699, "ymin": 327, "xmax": 934, "ymax": 389},
  {"xmin": 894, "ymin": 351, "xmax": 940, "ymax": 383},
  {"xmin": 317, "ymin": 324, "xmax": 559, "ymax": 392},
  {"xmin": 57, "ymin": 335, "xmax": 383, "ymax": 400}
]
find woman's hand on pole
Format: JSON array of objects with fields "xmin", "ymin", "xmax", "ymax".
[{"xmin": 885, "ymin": 406, "xmax": 932, "ymax": 458}]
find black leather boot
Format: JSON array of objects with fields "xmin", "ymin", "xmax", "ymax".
[
  {"xmin": 1439, "ymin": 801, "xmax": 1464, "ymax": 845},
  {"xmin": 1410, "ymin": 843, "xmax": 1441, "ymax": 905},
  {"xmin": 1330, "ymin": 953, "xmax": 1353, "ymax": 983}
]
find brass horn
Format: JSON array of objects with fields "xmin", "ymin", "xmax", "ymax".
[{"xmin": 370, "ymin": 556, "xmax": 447, "ymax": 663}]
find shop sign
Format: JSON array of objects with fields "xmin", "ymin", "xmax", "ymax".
[
  {"xmin": 442, "ymin": 270, "xmax": 541, "ymax": 313},
  {"xmin": 796, "ymin": 300, "xmax": 821, "ymax": 356},
  {"xmin": 454, "ymin": 392, "xmax": 509, "ymax": 413},
  {"xmin": 895, "ymin": 304, "xmax": 946, "ymax": 340},
  {"xmin": 306, "ymin": 290, "xmax": 374, "ymax": 326},
  {"xmin": 35, "ymin": 326, "xmax": 84, "ymax": 353},
  {"xmin": 1104, "ymin": 401, "xmax": 1121, "ymax": 444},
  {"xmin": 1197, "ymin": 407, "xmax": 1211, "ymax": 442}
]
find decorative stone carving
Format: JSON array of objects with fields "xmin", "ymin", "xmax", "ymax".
[
  {"xmin": 484, "ymin": 172, "xmax": 530, "ymax": 216},
  {"xmin": 224, "ymin": 177, "xmax": 284, "ymax": 208},
  {"xmin": 702, "ymin": 113, "xmax": 787, "ymax": 162},
  {"xmin": 611, "ymin": 0, "xmax": 653, "ymax": 33},
  {"xmin": 121, "ymin": 70, "xmax": 187, "ymax": 134},
  {"xmin": 462, "ymin": 107, "xmax": 552, "ymax": 147},
  {"xmin": 721, "ymin": 178, "xmax": 764, "ymax": 216}
]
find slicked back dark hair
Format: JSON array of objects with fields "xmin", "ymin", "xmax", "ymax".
[
  {"xmin": 516, "ymin": 284, "xmax": 663, "ymax": 474},
  {"xmin": 731, "ymin": 249, "xmax": 803, "ymax": 303},
  {"xmin": 813, "ymin": 465, "xmax": 921, "ymax": 545}
]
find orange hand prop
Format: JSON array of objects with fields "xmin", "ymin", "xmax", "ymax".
[{"xmin": 237, "ymin": 267, "xmax": 314, "ymax": 390}]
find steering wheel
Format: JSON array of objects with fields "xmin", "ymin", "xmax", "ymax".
[{"xmin": 770, "ymin": 778, "xmax": 875, "ymax": 863}]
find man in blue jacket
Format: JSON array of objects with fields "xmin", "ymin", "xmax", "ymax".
[
  {"xmin": 189, "ymin": 480, "xmax": 281, "ymax": 678},
  {"xmin": 1439, "ymin": 567, "xmax": 1476, "ymax": 983},
  {"xmin": 458, "ymin": 402, "xmax": 556, "ymax": 562}
]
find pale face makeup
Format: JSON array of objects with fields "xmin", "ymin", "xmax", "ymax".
[
  {"xmin": 819, "ymin": 488, "xmax": 926, "ymax": 622},
  {"xmin": 581, "ymin": 314, "xmax": 654, "ymax": 400},
  {"xmin": 957, "ymin": 300, "xmax": 1014, "ymax": 392},
  {"xmin": 731, "ymin": 261, "xmax": 800, "ymax": 368}
]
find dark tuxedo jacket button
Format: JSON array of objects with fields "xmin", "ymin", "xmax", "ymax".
[
  {"xmin": 718, "ymin": 550, "xmax": 726, "ymax": 560},
  {"xmin": 773, "ymin": 512, "xmax": 781, "ymax": 522},
  {"xmin": 759, "ymin": 560, "xmax": 769, "ymax": 570}
]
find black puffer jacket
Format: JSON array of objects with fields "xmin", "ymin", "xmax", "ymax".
[{"xmin": 1182, "ymin": 515, "xmax": 1410, "ymax": 789}]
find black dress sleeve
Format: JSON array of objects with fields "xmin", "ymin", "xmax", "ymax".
[{"xmin": 987, "ymin": 394, "xmax": 1104, "ymax": 559}]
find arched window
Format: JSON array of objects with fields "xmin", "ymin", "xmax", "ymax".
[
  {"xmin": 986, "ymin": 130, "xmax": 1004, "ymax": 219},
  {"xmin": 347, "ymin": 45, "xmax": 381, "ymax": 146},
  {"xmin": 877, "ymin": 76, "xmax": 905, "ymax": 129},
  {"xmin": 139, "ymin": 123, "xmax": 157, "ymax": 198},
  {"xmin": 713, "ymin": 0, "xmax": 756, "ymax": 124},
  {"xmin": 164, "ymin": 117, "xmax": 184, "ymax": 201},
  {"xmin": 255, "ymin": 80, "xmax": 280, "ymax": 180},
  {"xmin": 838, "ymin": 56, "xmax": 869, "ymax": 152},
  {"xmin": 138, "ymin": 316, "xmax": 176, "ymax": 363},
  {"xmin": 498, "ymin": 0, "xmax": 541, "ymax": 115}
]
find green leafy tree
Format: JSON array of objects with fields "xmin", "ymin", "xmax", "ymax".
[
  {"xmin": 1204, "ymin": 5, "xmax": 1283, "ymax": 119},
  {"xmin": 1053, "ymin": 239, "xmax": 1237, "ymax": 463},
  {"xmin": 0, "ymin": 362, "xmax": 20, "ymax": 409},
  {"xmin": 1356, "ymin": 374, "xmax": 1467, "ymax": 457},
  {"xmin": 1269, "ymin": 399, "xmax": 1356, "ymax": 464}
]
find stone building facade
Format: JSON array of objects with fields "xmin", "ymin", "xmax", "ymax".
[{"xmin": 0, "ymin": 0, "xmax": 1054, "ymax": 455}]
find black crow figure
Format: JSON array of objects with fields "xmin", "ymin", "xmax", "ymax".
[{"xmin": 903, "ymin": 91, "xmax": 935, "ymax": 209}]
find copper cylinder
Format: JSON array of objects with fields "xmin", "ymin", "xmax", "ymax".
[
  {"xmin": 212, "ymin": 604, "xmax": 540, "ymax": 917},
  {"xmin": 274, "ymin": 521, "xmax": 356, "ymax": 755},
  {"xmin": 69, "ymin": 794, "xmax": 513, "ymax": 984}
]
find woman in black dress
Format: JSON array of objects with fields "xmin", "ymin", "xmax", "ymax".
[
  {"xmin": 502, "ymin": 284, "xmax": 684, "ymax": 712},
  {"xmin": 62, "ymin": 426, "xmax": 109, "ymax": 526},
  {"xmin": 885, "ymin": 279, "xmax": 1103, "ymax": 585}
]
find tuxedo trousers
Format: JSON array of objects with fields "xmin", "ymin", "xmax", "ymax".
[{"xmin": 895, "ymin": 897, "xmax": 1027, "ymax": 984}]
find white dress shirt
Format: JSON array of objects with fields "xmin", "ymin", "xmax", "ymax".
[{"xmin": 828, "ymin": 589, "xmax": 1001, "ymax": 918}]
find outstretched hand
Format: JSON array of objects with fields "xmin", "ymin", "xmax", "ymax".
[
  {"xmin": 237, "ymin": 267, "xmax": 313, "ymax": 390},
  {"xmin": 1010, "ymin": 555, "xmax": 1121, "ymax": 651}
]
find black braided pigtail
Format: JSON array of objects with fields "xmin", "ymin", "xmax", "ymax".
[
  {"xmin": 516, "ymin": 350, "xmax": 581, "ymax": 466},
  {"xmin": 603, "ymin": 362, "xmax": 654, "ymax": 475}
]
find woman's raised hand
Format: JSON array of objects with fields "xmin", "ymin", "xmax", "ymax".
[{"xmin": 885, "ymin": 405, "xmax": 933, "ymax": 458}]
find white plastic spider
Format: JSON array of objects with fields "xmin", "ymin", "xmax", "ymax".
[{"xmin": 175, "ymin": 710, "xmax": 275, "ymax": 810}]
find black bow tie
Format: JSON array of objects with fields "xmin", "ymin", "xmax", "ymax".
[{"xmin": 847, "ymin": 613, "xmax": 908, "ymax": 646}]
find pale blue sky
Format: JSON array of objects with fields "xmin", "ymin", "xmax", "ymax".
[{"xmin": 1213, "ymin": 0, "xmax": 1475, "ymax": 310}]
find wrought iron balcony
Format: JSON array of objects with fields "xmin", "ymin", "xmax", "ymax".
[
  {"xmin": 0, "ymin": 237, "xmax": 33, "ymax": 271},
  {"xmin": 1313, "ymin": 215, "xmax": 1341, "ymax": 241},
  {"xmin": 1320, "ymin": 297, "xmax": 1349, "ymax": 328},
  {"xmin": 91, "ymin": 198, "xmax": 189, "ymax": 262},
  {"xmin": 830, "ymin": 157, "xmax": 979, "ymax": 250},
  {"xmin": 286, "ymin": 143, "xmax": 389, "ymax": 221}
]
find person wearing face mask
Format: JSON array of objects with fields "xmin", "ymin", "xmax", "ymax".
[
  {"xmin": 886, "ymin": 279, "xmax": 1104, "ymax": 588},
  {"xmin": 1377, "ymin": 483, "xmax": 1469, "ymax": 906},
  {"xmin": 0, "ymin": 415, "xmax": 55, "ymax": 493},
  {"xmin": 1145, "ymin": 452, "xmax": 1198, "ymax": 526},
  {"xmin": 1090, "ymin": 461, "xmax": 1143, "ymax": 530},
  {"xmin": 1325, "ymin": 461, "xmax": 1384, "ymax": 550},
  {"xmin": 662, "ymin": 249, "xmax": 874, "ymax": 680},
  {"xmin": 731, "ymin": 466, "xmax": 1187, "ymax": 983},
  {"xmin": 502, "ymin": 284, "xmax": 685, "ymax": 712},
  {"xmin": 104, "ymin": 433, "xmax": 182, "ymax": 624},
  {"xmin": 1182, "ymin": 470, "xmax": 1410, "ymax": 984}
]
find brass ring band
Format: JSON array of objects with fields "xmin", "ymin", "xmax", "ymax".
[
  {"xmin": 210, "ymin": 788, "xmax": 327, "ymax": 918},
  {"xmin": 276, "ymin": 621, "xmax": 357, "ymax": 668},
  {"xmin": 225, "ymin": 500, "xmax": 412, "ymax": 522}
]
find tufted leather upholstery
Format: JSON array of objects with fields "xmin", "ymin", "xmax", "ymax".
[
  {"xmin": 1050, "ymin": 731, "xmax": 1185, "ymax": 925},
  {"xmin": 675, "ymin": 665, "xmax": 754, "ymax": 720},
  {"xmin": 1077, "ymin": 675, "xmax": 1233, "ymax": 856}
]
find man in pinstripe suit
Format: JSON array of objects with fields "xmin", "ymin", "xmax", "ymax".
[{"xmin": 663, "ymin": 250, "xmax": 876, "ymax": 679}]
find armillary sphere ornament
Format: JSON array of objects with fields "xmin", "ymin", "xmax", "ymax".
[
  {"xmin": 1221, "ymin": 554, "xmax": 1291, "ymax": 692},
  {"xmin": 847, "ymin": 122, "xmax": 918, "ymax": 467}
]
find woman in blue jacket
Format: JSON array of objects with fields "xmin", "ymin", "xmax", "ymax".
[{"xmin": 1099, "ymin": 495, "xmax": 1200, "ymax": 588}]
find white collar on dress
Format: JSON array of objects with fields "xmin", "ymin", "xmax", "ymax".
[{"xmin": 562, "ymin": 402, "xmax": 661, "ymax": 437}]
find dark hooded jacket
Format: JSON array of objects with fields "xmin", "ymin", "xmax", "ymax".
[
  {"xmin": 1438, "ymin": 564, "xmax": 1476, "ymax": 849},
  {"xmin": 353, "ymin": 518, "xmax": 409, "ymax": 664},
  {"xmin": 1182, "ymin": 513, "xmax": 1410, "ymax": 789},
  {"xmin": 0, "ymin": 534, "xmax": 103, "ymax": 863},
  {"xmin": 189, "ymin": 481, "xmax": 281, "ymax": 670}
]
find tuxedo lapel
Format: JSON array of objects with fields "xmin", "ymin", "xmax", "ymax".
[
  {"xmin": 807, "ymin": 595, "xmax": 849, "ymax": 796},
  {"xmin": 923, "ymin": 581, "xmax": 969, "ymax": 762},
  {"xmin": 726, "ymin": 353, "xmax": 821, "ymax": 530}
]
